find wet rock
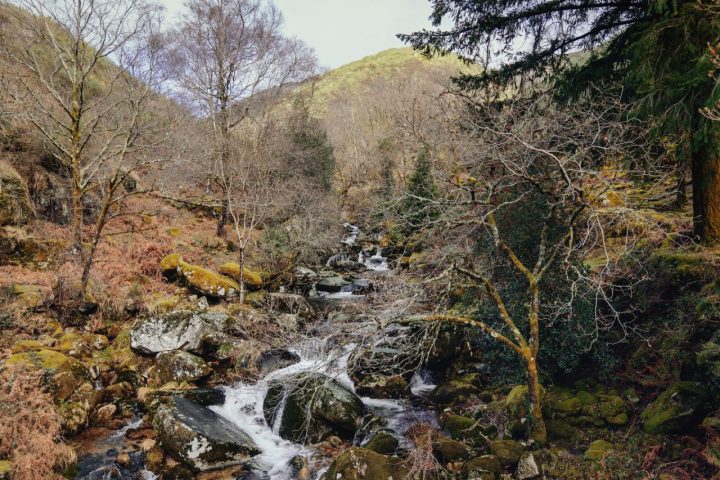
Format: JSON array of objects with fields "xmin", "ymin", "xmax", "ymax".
[
  {"xmin": 362, "ymin": 430, "xmax": 399, "ymax": 455},
  {"xmin": 641, "ymin": 381, "xmax": 709, "ymax": 434},
  {"xmin": 584, "ymin": 440, "xmax": 614, "ymax": 460},
  {"xmin": 316, "ymin": 276, "xmax": 352, "ymax": 293},
  {"xmin": 462, "ymin": 455, "xmax": 502, "ymax": 479},
  {"xmin": 430, "ymin": 379, "xmax": 479, "ymax": 405},
  {"xmin": 256, "ymin": 349, "xmax": 300, "ymax": 375},
  {"xmin": 354, "ymin": 373, "xmax": 410, "ymax": 399},
  {"xmin": 442, "ymin": 414, "xmax": 489, "ymax": 446},
  {"xmin": 91, "ymin": 404, "xmax": 117, "ymax": 427},
  {"xmin": 153, "ymin": 397, "xmax": 260, "ymax": 471},
  {"xmin": 156, "ymin": 350, "xmax": 212, "ymax": 384},
  {"xmin": 434, "ymin": 438, "xmax": 471, "ymax": 463},
  {"xmin": 323, "ymin": 447, "xmax": 407, "ymax": 480},
  {"xmin": 181, "ymin": 388, "xmax": 226, "ymax": 407},
  {"xmin": 264, "ymin": 373, "xmax": 366, "ymax": 444},
  {"xmin": 516, "ymin": 452, "xmax": 541, "ymax": 479},
  {"xmin": 488, "ymin": 440, "xmax": 523, "ymax": 467}
]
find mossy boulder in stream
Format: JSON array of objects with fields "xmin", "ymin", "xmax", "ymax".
[
  {"xmin": 641, "ymin": 381, "xmax": 709, "ymax": 434},
  {"xmin": 152, "ymin": 396, "xmax": 260, "ymax": 471},
  {"xmin": 263, "ymin": 373, "xmax": 366, "ymax": 443},
  {"xmin": 323, "ymin": 448, "xmax": 407, "ymax": 480}
]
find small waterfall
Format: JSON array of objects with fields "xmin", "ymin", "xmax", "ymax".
[{"xmin": 358, "ymin": 248, "xmax": 389, "ymax": 272}]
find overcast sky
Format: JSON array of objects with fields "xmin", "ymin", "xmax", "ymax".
[{"xmin": 159, "ymin": 0, "xmax": 434, "ymax": 69}]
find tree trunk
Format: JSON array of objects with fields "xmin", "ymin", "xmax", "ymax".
[
  {"xmin": 216, "ymin": 200, "xmax": 228, "ymax": 236},
  {"xmin": 238, "ymin": 247, "xmax": 246, "ymax": 304},
  {"xmin": 692, "ymin": 141, "xmax": 720, "ymax": 242},
  {"xmin": 525, "ymin": 354, "xmax": 547, "ymax": 445}
]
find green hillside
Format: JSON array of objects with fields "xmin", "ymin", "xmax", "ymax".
[{"xmin": 299, "ymin": 47, "xmax": 476, "ymax": 112}]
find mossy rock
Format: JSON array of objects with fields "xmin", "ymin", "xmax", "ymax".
[
  {"xmin": 363, "ymin": 431, "xmax": 399, "ymax": 454},
  {"xmin": 160, "ymin": 253, "xmax": 182, "ymax": 279},
  {"xmin": 462, "ymin": 455, "xmax": 502, "ymax": 479},
  {"xmin": 488, "ymin": 439, "xmax": 523, "ymax": 466},
  {"xmin": 641, "ymin": 381, "xmax": 709, "ymax": 434},
  {"xmin": 443, "ymin": 414, "xmax": 475, "ymax": 439},
  {"xmin": 155, "ymin": 350, "xmax": 212, "ymax": 384},
  {"xmin": 584, "ymin": 440, "xmax": 614, "ymax": 460},
  {"xmin": 434, "ymin": 438, "xmax": 471, "ymax": 463},
  {"xmin": 0, "ymin": 460, "xmax": 10, "ymax": 479},
  {"xmin": 576, "ymin": 391, "xmax": 597, "ymax": 406},
  {"xmin": 177, "ymin": 260, "xmax": 240, "ymax": 299},
  {"xmin": 324, "ymin": 447, "xmax": 407, "ymax": 480},
  {"xmin": 218, "ymin": 263, "xmax": 263, "ymax": 290},
  {"xmin": 6, "ymin": 348, "xmax": 90, "ymax": 400},
  {"xmin": 555, "ymin": 397, "xmax": 583, "ymax": 415},
  {"xmin": 546, "ymin": 419, "xmax": 577, "ymax": 440},
  {"xmin": 0, "ymin": 160, "xmax": 33, "ymax": 226},
  {"xmin": 430, "ymin": 379, "xmax": 479, "ymax": 405},
  {"xmin": 354, "ymin": 373, "xmax": 410, "ymax": 399}
]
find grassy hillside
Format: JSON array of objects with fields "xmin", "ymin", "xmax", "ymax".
[{"xmin": 299, "ymin": 47, "xmax": 476, "ymax": 112}]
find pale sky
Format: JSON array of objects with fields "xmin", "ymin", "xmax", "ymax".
[{"xmin": 159, "ymin": 0, "xmax": 434, "ymax": 69}]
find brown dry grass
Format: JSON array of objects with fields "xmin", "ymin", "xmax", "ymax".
[{"xmin": 0, "ymin": 364, "xmax": 75, "ymax": 480}]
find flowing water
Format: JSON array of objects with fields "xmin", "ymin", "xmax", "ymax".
[{"xmin": 76, "ymin": 223, "xmax": 433, "ymax": 479}]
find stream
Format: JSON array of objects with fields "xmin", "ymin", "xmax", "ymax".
[{"xmin": 76, "ymin": 223, "xmax": 438, "ymax": 480}]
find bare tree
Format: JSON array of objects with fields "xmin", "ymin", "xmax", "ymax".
[
  {"xmin": 402, "ymin": 91, "xmax": 669, "ymax": 444},
  {"xmin": 0, "ymin": 0, "xmax": 161, "ymax": 255},
  {"xmin": 169, "ymin": 0, "xmax": 315, "ymax": 235}
]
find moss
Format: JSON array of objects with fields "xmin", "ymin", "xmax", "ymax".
[
  {"xmin": 584, "ymin": 440, "xmax": 614, "ymax": 460},
  {"xmin": 462, "ymin": 455, "xmax": 502, "ymax": 478},
  {"xmin": 576, "ymin": 390, "xmax": 597, "ymax": 406},
  {"xmin": 641, "ymin": 381, "xmax": 709, "ymax": 434},
  {"xmin": 546, "ymin": 419, "xmax": 577, "ymax": 440},
  {"xmin": 159, "ymin": 253, "xmax": 181, "ymax": 277},
  {"xmin": 7, "ymin": 348, "xmax": 78, "ymax": 371},
  {"xmin": 218, "ymin": 262, "xmax": 264, "ymax": 290},
  {"xmin": 488, "ymin": 439, "xmax": 523, "ymax": 466},
  {"xmin": 364, "ymin": 431, "xmax": 399, "ymax": 454},
  {"xmin": 0, "ymin": 460, "xmax": 11, "ymax": 477},
  {"xmin": 556, "ymin": 397, "xmax": 583, "ymax": 415},
  {"xmin": 177, "ymin": 260, "xmax": 240, "ymax": 299},
  {"xmin": 434, "ymin": 438, "xmax": 471, "ymax": 463},
  {"xmin": 598, "ymin": 395, "xmax": 628, "ymax": 424},
  {"xmin": 166, "ymin": 227, "xmax": 182, "ymax": 237}
]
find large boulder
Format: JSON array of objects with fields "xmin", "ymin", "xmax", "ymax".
[
  {"xmin": 152, "ymin": 397, "xmax": 260, "ymax": 471},
  {"xmin": 155, "ymin": 350, "xmax": 212, "ymax": 384},
  {"xmin": 323, "ymin": 448, "xmax": 407, "ymax": 480},
  {"xmin": 177, "ymin": 260, "xmax": 240, "ymax": 299},
  {"xmin": 0, "ymin": 161, "xmax": 33, "ymax": 226},
  {"xmin": 131, "ymin": 311, "xmax": 207, "ymax": 354},
  {"xmin": 263, "ymin": 373, "xmax": 366, "ymax": 443},
  {"xmin": 641, "ymin": 381, "xmax": 710, "ymax": 434}
]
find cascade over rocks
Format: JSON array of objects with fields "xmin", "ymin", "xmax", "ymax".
[
  {"xmin": 263, "ymin": 372, "xmax": 366, "ymax": 443},
  {"xmin": 152, "ymin": 396, "xmax": 260, "ymax": 471}
]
